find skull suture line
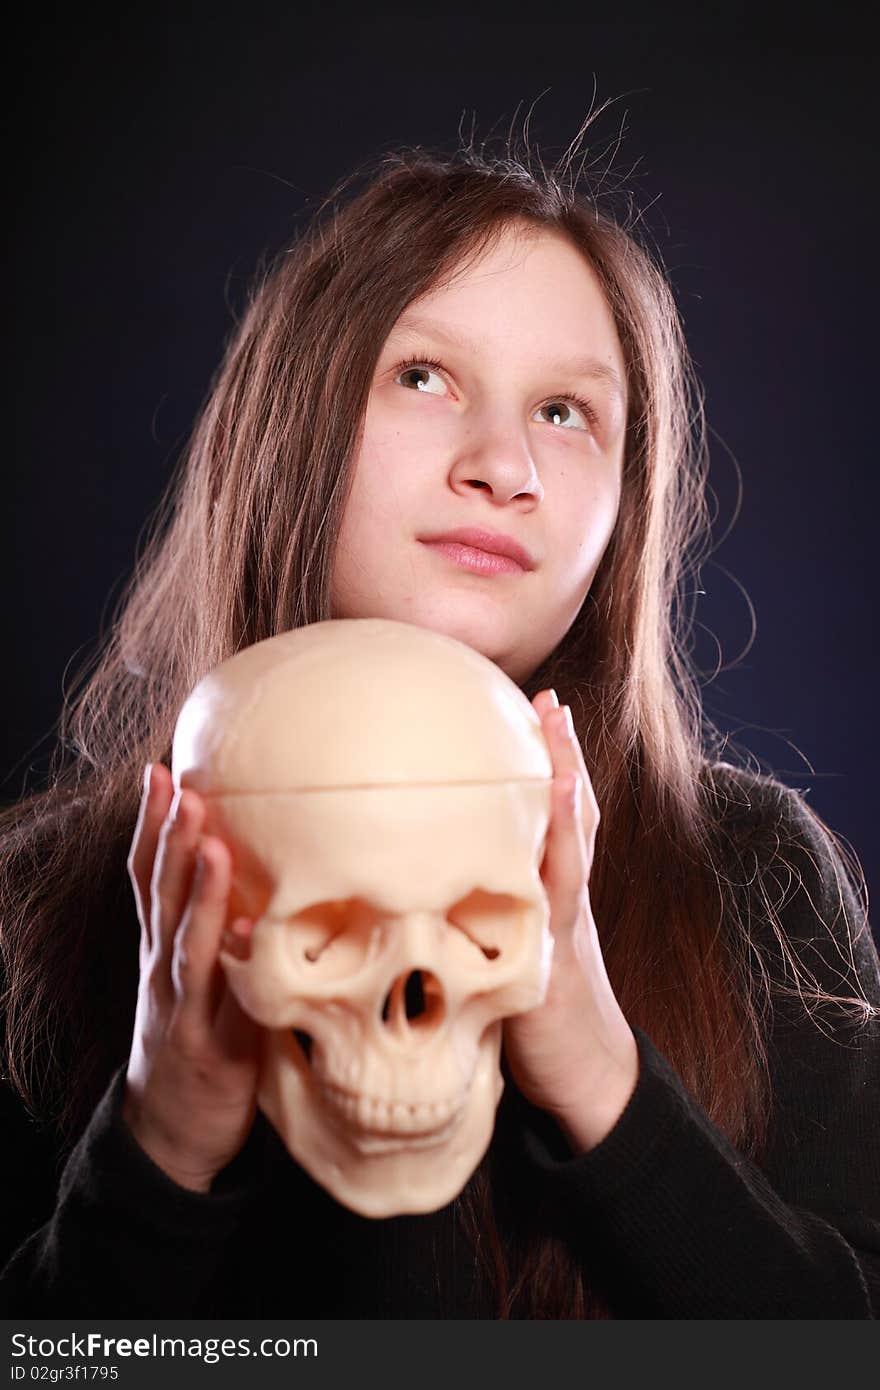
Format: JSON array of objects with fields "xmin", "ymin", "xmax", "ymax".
[{"xmin": 171, "ymin": 618, "xmax": 554, "ymax": 1217}]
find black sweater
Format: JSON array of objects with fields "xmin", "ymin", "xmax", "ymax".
[{"xmin": 2, "ymin": 763, "xmax": 879, "ymax": 1318}]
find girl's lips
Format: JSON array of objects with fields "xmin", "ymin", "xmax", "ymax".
[{"xmin": 419, "ymin": 540, "xmax": 526, "ymax": 575}]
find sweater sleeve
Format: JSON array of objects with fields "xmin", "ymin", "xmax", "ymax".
[
  {"xmin": 513, "ymin": 771, "xmax": 880, "ymax": 1318},
  {"xmin": 0, "ymin": 1063, "xmax": 266, "ymax": 1316}
]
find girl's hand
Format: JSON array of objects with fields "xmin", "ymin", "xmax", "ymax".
[
  {"xmin": 122, "ymin": 761, "xmax": 262, "ymax": 1192},
  {"xmin": 502, "ymin": 690, "xmax": 639, "ymax": 1153}
]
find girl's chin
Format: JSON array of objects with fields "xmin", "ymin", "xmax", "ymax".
[
  {"xmin": 403, "ymin": 606, "xmax": 505, "ymax": 651},
  {"xmin": 329, "ymin": 596, "xmax": 533, "ymax": 680},
  {"xmin": 405, "ymin": 609, "xmax": 530, "ymax": 681}
]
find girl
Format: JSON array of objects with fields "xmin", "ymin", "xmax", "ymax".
[{"xmin": 1, "ymin": 129, "xmax": 878, "ymax": 1319}]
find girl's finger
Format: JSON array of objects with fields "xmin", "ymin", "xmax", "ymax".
[
  {"xmin": 151, "ymin": 789, "xmax": 206, "ymax": 953},
  {"xmin": 221, "ymin": 914, "xmax": 256, "ymax": 963},
  {"xmin": 542, "ymin": 705, "xmax": 600, "ymax": 837},
  {"xmin": 127, "ymin": 762, "xmax": 174, "ymax": 950},
  {"xmin": 171, "ymin": 836, "xmax": 234, "ymax": 1023},
  {"xmin": 532, "ymin": 687, "xmax": 560, "ymax": 720},
  {"xmin": 542, "ymin": 774, "xmax": 589, "ymax": 911}
]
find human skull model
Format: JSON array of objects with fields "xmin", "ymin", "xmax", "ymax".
[{"xmin": 171, "ymin": 618, "xmax": 554, "ymax": 1217}]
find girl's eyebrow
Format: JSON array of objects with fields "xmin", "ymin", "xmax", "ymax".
[{"xmin": 392, "ymin": 312, "xmax": 627, "ymax": 404}]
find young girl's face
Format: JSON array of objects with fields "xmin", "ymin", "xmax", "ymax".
[{"xmin": 331, "ymin": 221, "xmax": 628, "ymax": 684}]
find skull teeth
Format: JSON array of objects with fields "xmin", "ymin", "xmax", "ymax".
[{"xmin": 318, "ymin": 1082, "xmax": 459, "ymax": 1135}]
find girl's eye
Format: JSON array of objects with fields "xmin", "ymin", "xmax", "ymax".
[
  {"xmin": 392, "ymin": 356, "xmax": 599, "ymax": 433},
  {"xmin": 535, "ymin": 398, "xmax": 597, "ymax": 433},
  {"xmin": 394, "ymin": 357, "xmax": 447, "ymax": 396}
]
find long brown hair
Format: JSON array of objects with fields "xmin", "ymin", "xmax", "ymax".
[{"xmin": 1, "ymin": 112, "xmax": 875, "ymax": 1317}]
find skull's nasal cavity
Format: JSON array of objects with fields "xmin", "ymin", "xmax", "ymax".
[{"xmin": 381, "ymin": 970, "xmax": 444, "ymax": 1031}]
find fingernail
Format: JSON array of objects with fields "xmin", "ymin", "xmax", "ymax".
[
  {"xmin": 552, "ymin": 705, "xmax": 574, "ymax": 738},
  {"xmin": 548, "ymin": 688, "xmax": 560, "ymax": 708},
  {"xmin": 143, "ymin": 763, "xmax": 153, "ymax": 798}
]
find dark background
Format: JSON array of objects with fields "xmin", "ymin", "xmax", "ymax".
[
  {"xmin": 0, "ymin": 0, "xmax": 877, "ymax": 1271},
  {"xmin": 5, "ymin": 3, "xmax": 878, "ymax": 901}
]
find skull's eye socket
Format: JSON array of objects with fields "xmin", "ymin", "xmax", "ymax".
[
  {"xmin": 290, "ymin": 897, "xmax": 386, "ymax": 978},
  {"xmin": 446, "ymin": 889, "xmax": 528, "ymax": 962}
]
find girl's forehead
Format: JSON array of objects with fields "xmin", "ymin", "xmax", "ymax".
[
  {"xmin": 385, "ymin": 230, "xmax": 626, "ymax": 395},
  {"xmin": 421, "ymin": 224, "xmax": 584, "ymax": 298}
]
